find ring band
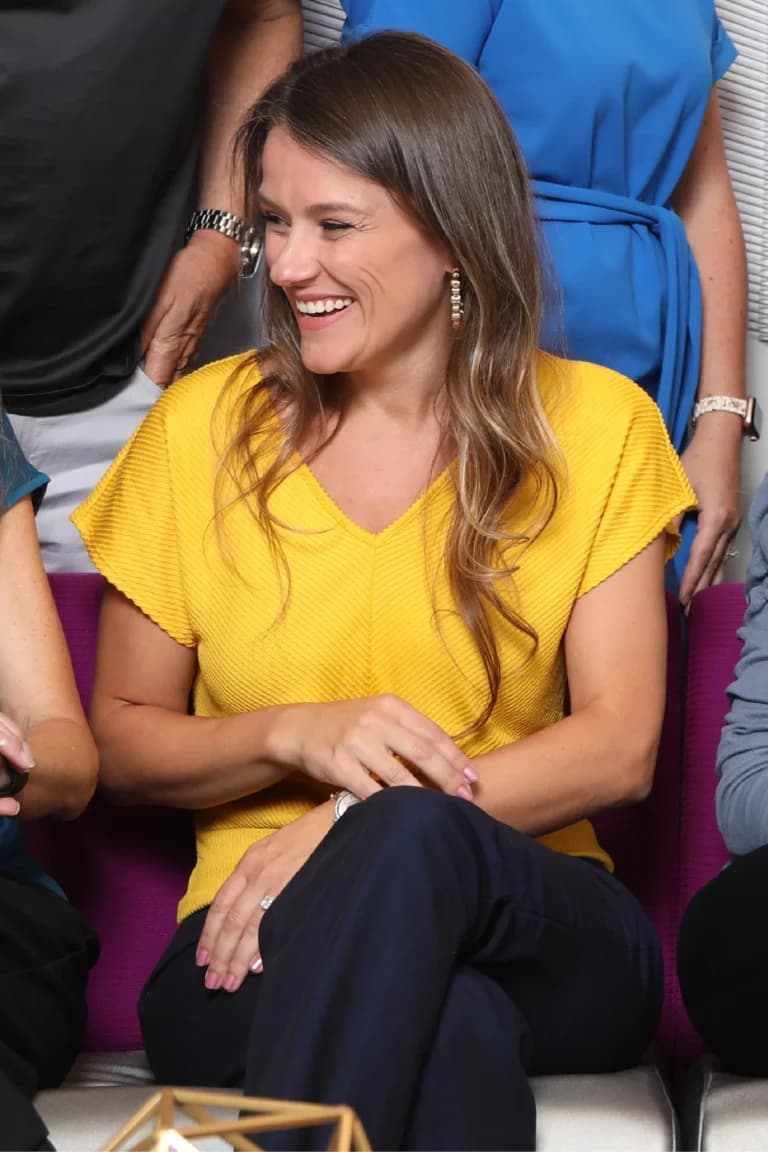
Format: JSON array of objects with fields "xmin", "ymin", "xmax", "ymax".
[
  {"xmin": 259, "ymin": 895, "xmax": 274, "ymax": 912},
  {"xmin": 725, "ymin": 546, "xmax": 739, "ymax": 560}
]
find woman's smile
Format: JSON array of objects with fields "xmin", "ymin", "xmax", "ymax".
[{"xmin": 293, "ymin": 294, "xmax": 356, "ymax": 330}]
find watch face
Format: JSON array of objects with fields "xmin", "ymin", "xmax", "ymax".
[
  {"xmin": 240, "ymin": 237, "xmax": 262, "ymax": 280},
  {"xmin": 336, "ymin": 790, "xmax": 361, "ymax": 820},
  {"xmin": 746, "ymin": 396, "xmax": 762, "ymax": 442},
  {"xmin": 0, "ymin": 756, "xmax": 28, "ymax": 798},
  {"xmin": 338, "ymin": 793, "xmax": 353, "ymax": 818}
]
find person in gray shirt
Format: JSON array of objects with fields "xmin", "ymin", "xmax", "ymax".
[{"xmin": 677, "ymin": 472, "xmax": 768, "ymax": 1073}]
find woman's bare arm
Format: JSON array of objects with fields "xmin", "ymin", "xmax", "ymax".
[
  {"xmin": 672, "ymin": 94, "xmax": 747, "ymax": 604},
  {"xmin": 0, "ymin": 497, "xmax": 98, "ymax": 819},
  {"xmin": 472, "ymin": 536, "xmax": 668, "ymax": 831}
]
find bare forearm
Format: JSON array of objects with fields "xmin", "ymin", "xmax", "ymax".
[
  {"xmin": 24, "ymin": 718, "xmax": 98, "ymax": 820},
  {"xmin": 685, "ymin": 191, "xmax": 747, "ymax": 401},
  {"xmin": 472, "ymin": 707, "xmax": 659, "ymax": 835},
  {"xmin": 199, "ymin": 0, "xmax": 303, "ymax": 214},
  {"xmin": 95, "ymin": 704, "xmax": 290, "ymax": 808},
  {"xmin": 673, "ymin": 98, "xmax": 748, "ymax": 401}
]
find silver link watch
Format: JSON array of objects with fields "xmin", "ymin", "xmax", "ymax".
[{"xmin": 185, "ymin": 208, "xmax": 261, "ymax": 279}]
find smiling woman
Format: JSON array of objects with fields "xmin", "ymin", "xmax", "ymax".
[
  {"xmin": 255, "ymin": 127, "xmax": 458, "ymax": 380},
  {"xmin": 73, "ymin": 31, "xmax": 694, "ymax": 1151}
]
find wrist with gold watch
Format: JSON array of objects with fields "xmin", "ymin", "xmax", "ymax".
[{"xmin": 691, "ymin": 395, "xmax": 761, "ymax": 442}]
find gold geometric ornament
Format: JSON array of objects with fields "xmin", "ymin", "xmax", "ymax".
[{"xmin": 101, "ymin": 1087, "xmax": 371, "ymax": 1152}]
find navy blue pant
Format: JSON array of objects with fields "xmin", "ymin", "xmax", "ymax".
[{"xmin": 140, "ymin": 789, "xmax": 662, "ymax": 1150}]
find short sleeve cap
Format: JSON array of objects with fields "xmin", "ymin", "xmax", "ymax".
[
  {"xmin": 711, "ymin": 5, "xmax": 737, "ymax": 82},
  {"xmin": 71, "ymin": 393, "xmax": 194, "ymax": 647},
  {"xmin": 0, "ymin": 410, "xmax": 47, "ymax": 513},
  {"xmin": 574, "ymin": 382, "xmax": 696, "ymax": 599}
]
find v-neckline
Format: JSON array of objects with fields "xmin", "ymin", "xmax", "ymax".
[{"xmin": 294, "ymin": 456, "xmax": 453, "ymax": 544}]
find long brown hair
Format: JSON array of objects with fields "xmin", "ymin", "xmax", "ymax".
[{"xmin": 217, "ymin": 32, "xmax": 561, "ymax": 734}]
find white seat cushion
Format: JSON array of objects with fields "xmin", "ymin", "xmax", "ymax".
[
  {"xmin": 36, "ymin": 1085, "xmax": 240, "ymax": 1152},
  {"xmin": 37, "ymin": 1065, "xmax": 677, "ymax": 1151},
  {"xmin": 687, "ymin": 1061, "xmax": 768, "ymax": 1150},
  {"xmin": 531, "ymin": 1067, "xmax": 678, "ymax": 1150}
]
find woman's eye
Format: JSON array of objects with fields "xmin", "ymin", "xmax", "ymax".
[
  {"xmin": 261, "ymin": 211, "xmax": 286, "ymax": 228},
  {"xmin": 321, "ymin": 220, "xmax": 352, "ymax": 233}
]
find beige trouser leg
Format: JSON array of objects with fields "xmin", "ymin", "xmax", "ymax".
[{"xmin": 8, "ymin": 366, "xmax": 162, "ymax": 573}]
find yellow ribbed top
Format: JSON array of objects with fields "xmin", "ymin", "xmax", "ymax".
[{"xmin": 73, "ymin": 351, "xmax": 695, "ymax": 921}]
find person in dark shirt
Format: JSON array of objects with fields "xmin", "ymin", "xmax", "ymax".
[
  {"xmin": 1, "ymin": 0, "xmax": 302, "ymax": 572},
  {"xmin": 0, "ymin": 413, "xmax": 99, "ymax": 1151}
]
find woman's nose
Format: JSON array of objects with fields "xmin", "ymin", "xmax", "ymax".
[{"xmin": 268, "ymin": 230, "xmax": 322, "ymax": 288}]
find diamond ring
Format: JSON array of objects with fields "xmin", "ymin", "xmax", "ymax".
[
  {"xmin": 725, "ymin": 546, "xmax": 739, "ymax": 560},
  {"xmin": 259, "ymin": 895, "xmax": 274, "ymax": 912}
]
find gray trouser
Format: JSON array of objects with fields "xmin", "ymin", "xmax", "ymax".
[{"xmin": 8, "ymin": 366, "xmax": 162, "ymax": 572}]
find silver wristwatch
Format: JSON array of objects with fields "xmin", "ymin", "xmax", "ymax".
[
  {"xmin": 333, "ymin": 789, "xmax": 361, "ymax": 822},
  {"xmin": 185, "ymin": 208, "xmax": 261, "ymax": 279}
]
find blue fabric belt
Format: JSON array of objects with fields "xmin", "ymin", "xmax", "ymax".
[{"xmin": 532, "ymin": 179, "xmax": 701, "ymax": 454}]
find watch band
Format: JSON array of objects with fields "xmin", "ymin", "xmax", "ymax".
[
  {"xmin": 0, "ymin": 756, "xmax": 28, "ymax": 799},
  {"xmin": 692, "ymin": 395, "xmax": 761, "ymax": 441},
  {"xmin": 185, "ymin": 208, "xmax": 261, "ymax": 279}
]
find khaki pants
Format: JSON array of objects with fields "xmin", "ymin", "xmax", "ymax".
[{"xmin": 8, "ymin": 366, "xmax": 162, "ymax": 573}]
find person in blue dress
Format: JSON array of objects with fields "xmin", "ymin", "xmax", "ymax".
[
  {"xmin": 0, "ymin": 411, "xmax": 99, "ymax": 1150},
  {"xmin": 341, "ymin": 0, "xmax": 749, "ymax": 604}
]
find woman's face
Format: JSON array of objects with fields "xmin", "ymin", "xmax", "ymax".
[{"xmin": 260, "ymin": 127, "xmax": 454, "ymax": 379}]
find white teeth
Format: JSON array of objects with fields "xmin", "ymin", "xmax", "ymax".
[{"xmin": 295, "ymin": 297, "xmax": 353, "ymax": 315}]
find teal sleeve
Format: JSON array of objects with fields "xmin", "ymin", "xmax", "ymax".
[{"xmin": 0, "ymin": 410, "xmax": 48, "ymax": 513}]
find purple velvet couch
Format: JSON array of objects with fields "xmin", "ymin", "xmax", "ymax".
[{"xmin": 29, "ymin": 575, "xmax": 748, "ymax": 1149}]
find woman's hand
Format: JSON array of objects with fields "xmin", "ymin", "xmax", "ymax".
[
  {"xmin": 268, "ymin": 695, "xmax": 478, "ymax": 800},
  {"xmin": 196, "ymin": 803, "xmax": 335, "ymax": 992},
  {"xmin": 679, "ymin": 414, "xmax": 742, "ymax": 607},
  {"xmin": 0, "ymin": 712, "xmax": 34, "ymax": 817}
]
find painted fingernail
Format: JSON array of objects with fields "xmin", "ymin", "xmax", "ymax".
[
  {"xmin": 457, "ymin": 783, "xmax": 473, "ymax": 801},
  {"xmin": 204, "ymin": 969, "xmax": 222, "ymax": 991},
  {"xmin": 463, "ymin": 766, "xmax": 479, "ymax": 784},
  {"xmin": 250, "ymin": 957, "xmax": 264, "ymax": 974},
  {"xmin": 195, "ymin": 948, "xmax": 209, "ymax": 967},
  {"xmin": 223, "ymin": 973, "xmax": 238, "ymax": 993}
]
